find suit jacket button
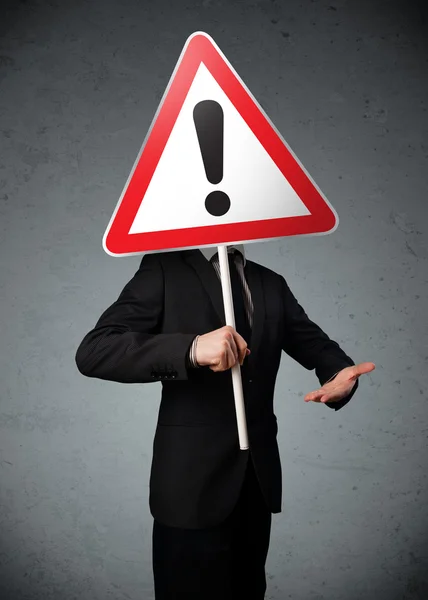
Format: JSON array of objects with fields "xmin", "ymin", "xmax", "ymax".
[{"xmin": 249, "ymin": 379, "xmax": 252, "ymax": 383}]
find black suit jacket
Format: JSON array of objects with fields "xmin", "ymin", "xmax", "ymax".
[{"xmin": 75, "ymin": 249, "xmax": 358, "ymax": 529}]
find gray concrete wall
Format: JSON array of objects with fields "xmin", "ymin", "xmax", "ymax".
[{"xmin": 1, "ymin": 0, "xmax": 427, "ymax": 598}]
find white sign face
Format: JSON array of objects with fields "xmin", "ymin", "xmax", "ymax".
[{"xmin": 128, "ymin": 63, "xmax": 310, "ymax": 235}]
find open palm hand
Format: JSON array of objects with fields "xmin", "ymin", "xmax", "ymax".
[{"xmin": 304, "ymin": 362, "xmax": 376, "ymax": 404}]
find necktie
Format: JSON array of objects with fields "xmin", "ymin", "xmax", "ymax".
[{"xmin": 227, "ymin": 252, "xmax": 251, "ymax": 347}]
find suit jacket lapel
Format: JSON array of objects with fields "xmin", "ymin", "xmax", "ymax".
[
  {"xmin": 183, "ymin": 249, "xmax": 225, "ymax": 323},
  {"xmin": 182, "ymin": 249, "xmax": 265, "ymax": 369}
]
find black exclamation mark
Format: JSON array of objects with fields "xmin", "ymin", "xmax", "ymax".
[{"xmin": 193, "ymin": 100, "xmax": 231, "ymax": 216}]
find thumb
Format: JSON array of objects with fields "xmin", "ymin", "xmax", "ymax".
[{"xmin": 353, "ymin": 362, "xmax": 376, "ymax": 377}]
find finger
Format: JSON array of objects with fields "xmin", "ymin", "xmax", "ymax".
[
  {"xmin": 352, "ymin": 362, "xmax": 376, "ymax": 377},
  {"xmin": 304, "ymin": 390, "xmax": 323, "ymax": 402},
  {"xmin": 226, "ymin": 344, "xmax": 237, "ymax": 370},
  {"xmin": 228, "ymin": 334, "xmax": 239, "ymax": 363},
  {"xmin": 215, "ymin": 339, "xmax": 232, "ymax": 372},
  {"xmin": 231, "ymin": 330, "xmax": 248, "ymax": 364}
]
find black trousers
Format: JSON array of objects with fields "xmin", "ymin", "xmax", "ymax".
[{"xmin": 152, "ymin": 455, "xmax": 272, "ymax": 600}]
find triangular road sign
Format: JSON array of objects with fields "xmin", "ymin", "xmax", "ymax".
[{"xmin": 103, "ymin": 31, "xmax": 338, "ymax": 256}]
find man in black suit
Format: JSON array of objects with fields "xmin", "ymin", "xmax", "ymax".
[{"xmin": 75, "ymin": 244, "xmax": 374, "ymax": 600}]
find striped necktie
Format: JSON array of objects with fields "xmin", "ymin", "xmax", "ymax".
[{"xmin": 227, "ymin": 252, "xmax": 252, "ymax": 347}]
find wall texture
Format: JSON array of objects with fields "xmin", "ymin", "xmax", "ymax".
[{"xmin": 1, "ymin": 0, "xmax": 427, "ymax": 598}]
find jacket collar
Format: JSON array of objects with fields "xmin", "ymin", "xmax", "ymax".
[{"xmin": 200, "ymin": 244, "xmax": 246, "ymax": 266}]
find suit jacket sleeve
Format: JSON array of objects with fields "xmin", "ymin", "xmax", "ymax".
[
  {"xmin": 280, "ymin": 276, "xmax": 358, "ymax": 411},
  {"xmin": 75, "ymin": 253, "xmax": 198, "ymax": 383}
]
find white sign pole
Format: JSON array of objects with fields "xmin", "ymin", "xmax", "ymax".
[{"xmin": 217, "ymin": 245, "xmax": 249, "ymax": 451}]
